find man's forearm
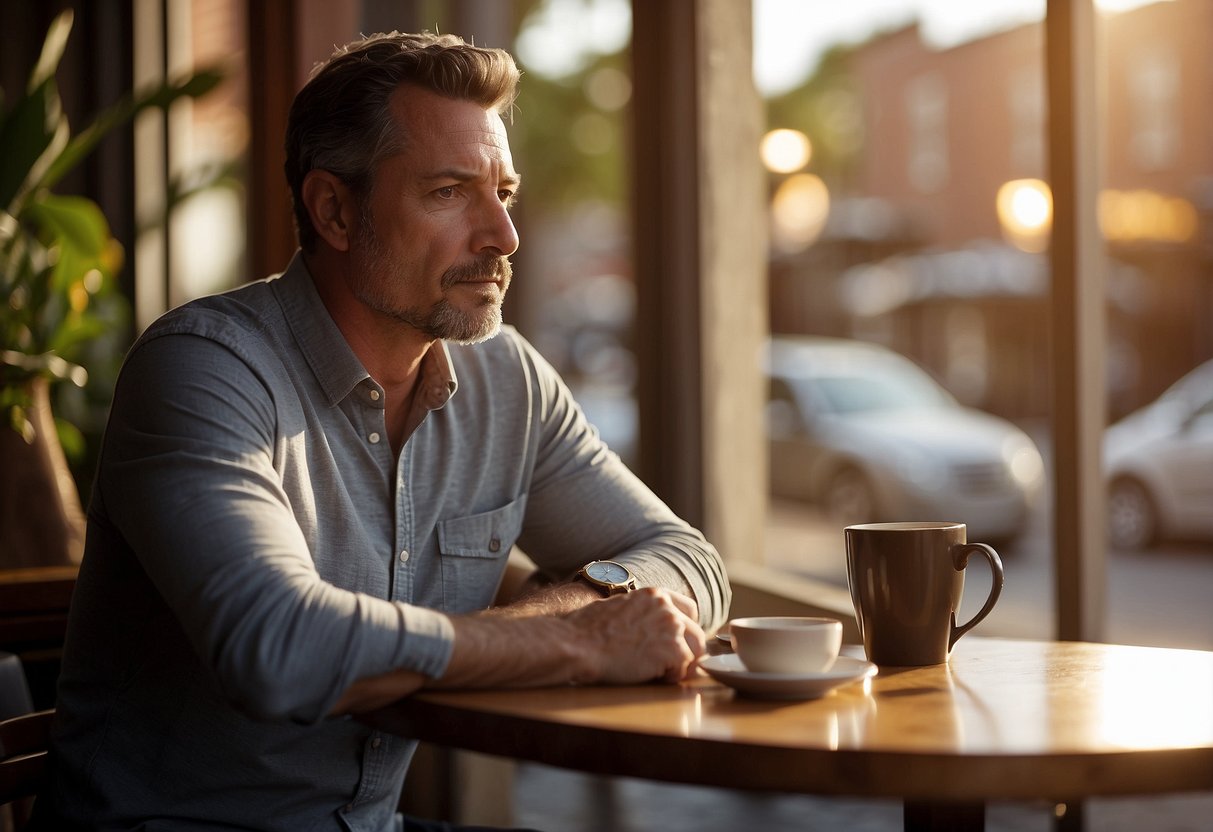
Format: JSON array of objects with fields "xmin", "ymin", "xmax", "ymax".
[
  {"xmin": 330, "ymin": 588, "xmax": 706, "ymax": 715},
  {"xmin": 329, "ymin": 604, "xmax": 598, "ymax": 713},
  {"xmin": 486, "ymin": 579, "xmax": 602, "ymax": 617}
]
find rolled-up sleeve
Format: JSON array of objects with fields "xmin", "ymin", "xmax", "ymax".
[
  {"xmin": 512, "ymin": 340, "xmax": 731, "ymax": 631},
  {"xmin": 99, "ymin": 333, "xmax": 454, "ymax": 723}
]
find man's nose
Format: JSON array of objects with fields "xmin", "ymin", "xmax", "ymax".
[{"xmin": 475, "ymin": 198, "xmax": 520, "ymax": 256}]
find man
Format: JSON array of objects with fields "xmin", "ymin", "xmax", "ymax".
[{"xmin": 35, "ymin": 30, "xmax": 730, "ymax": 832}]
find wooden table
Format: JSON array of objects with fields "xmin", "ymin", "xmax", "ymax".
[{"xmin": 362, "ymin": 638, "xmax": 1213, "ymax": 830}]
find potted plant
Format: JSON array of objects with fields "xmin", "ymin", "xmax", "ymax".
[{"xmin": 0, "ymin": 10, "xmax": 223, "ymax": 568}]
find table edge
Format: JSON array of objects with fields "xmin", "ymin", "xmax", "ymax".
[{"xmin": 361, "ymin": 692, "xmax": 1213, "ymax": 801}]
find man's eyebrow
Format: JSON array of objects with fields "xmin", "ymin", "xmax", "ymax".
[{"xmin": 423, "ymin": 168, "xmax": 523, "ymax": 189}]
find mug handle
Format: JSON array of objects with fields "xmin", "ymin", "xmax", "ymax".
[{"xmin": 948, "ymin": 543, "xmax": 1005, "ymax": 651}]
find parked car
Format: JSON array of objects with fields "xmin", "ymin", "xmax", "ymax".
[
  {"xmin": 766, "ymin": 336, "xmax": 1044, "ymax": 544},
  {"xmin": 1104, "ymin": 359, "xmax": 1213, "ymax": 550}
]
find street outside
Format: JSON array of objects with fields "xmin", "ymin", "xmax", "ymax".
[
  {"xmin": 765, "ymin": 498, "xmax": 1213, "ymax": 652},
  {"xmin": 574, "ymin": 382, "xmax": 1213, "ymax": 652}
]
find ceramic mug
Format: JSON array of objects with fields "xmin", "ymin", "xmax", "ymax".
[{"xmin": 845, "ymin": 522, "xmax": 1004, "ymax": 666}]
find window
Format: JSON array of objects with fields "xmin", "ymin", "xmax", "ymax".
[
  {"xmin": 905, "ymin": 72, "xmax": 948, "ymax": 193},
  {"xmin": 132, "ymin": 0, "xmax": 249, "ymax": 328},
  {"xmin": 1128, "ymin": 46, "xmax": 1179, "ymax": 171},
  {"xmin": 756, "ymin": 0, "xmax": 1212, "ymax": 651}
]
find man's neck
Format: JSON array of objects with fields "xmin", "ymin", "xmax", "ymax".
[{"xmin": 303, "ymin": 248, "xmax": 434, "ymax": 453}]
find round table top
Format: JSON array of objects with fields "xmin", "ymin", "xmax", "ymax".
[{"xmin": 362, "ymin": 637, "xmax": 1213, "ymax": 801}]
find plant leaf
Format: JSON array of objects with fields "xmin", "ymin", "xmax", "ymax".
[
  {"xmin": 0, "ymin": 78, "xmax": 69, "ymax": 212},
  {"xmin": 28, "ymin": 11, "xmax": 75, "ymax": 92},
  {"xmin": 40, "ymin": 66, "xmax": 226, "ymax": 192},
  {"xmin": 48, "ymin": 311, "xmax": 111, "ymax": 355},
  {"xmin": 0, "ymin": 349, "xmax": 85, "ymax": 385},
  {"xmin": 24, "ymin": 194, "xmax": 112, "ymax": 299},
  {"xmin": 26, "ymin": 194, "xmax": 110, "ymax": 260},
  {"xmin": 55, "ymin": 414, "xmax": 85, "ymax": 459}
]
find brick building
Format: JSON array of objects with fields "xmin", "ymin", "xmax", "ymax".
[{"xmin": 774, "ymin": 0, "xmax": 1213, "ymax": 421}]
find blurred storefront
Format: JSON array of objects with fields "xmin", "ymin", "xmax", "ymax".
[{"xmin": 767, "ymin": 0, "xmax": 1213, "ymax": 423}]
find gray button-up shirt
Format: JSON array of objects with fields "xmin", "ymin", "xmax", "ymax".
[{"xmin": 42, "ymin": 254, "xmax": 730, "ymax": 831}]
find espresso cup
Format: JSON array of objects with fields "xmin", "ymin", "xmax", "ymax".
[
  {"xmin": 729, "ymin": 616, "xmax": 843, "ymax": 674},
  {"xmin": 845, "ymin": 522, "xmax": 1004, "ymax": 667}
]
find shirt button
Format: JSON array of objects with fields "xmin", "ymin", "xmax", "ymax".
[
  {"xmin": 369, "ymin": 389, "xmax": 381, "ymax": 401},
  {"xmin": 368, "ymin": 432, "xmax": 381, "ymax": 444},
  {"xmin": 371, "ymin": 737, "xmax": 382, "ymax": 749},
  {"xmin": 489, "ymin": 537, "xmax": 501, "ymax": 553},
  {"xmin": 399, "ymin": 550, "xmax": 410, "ymax": 563}
]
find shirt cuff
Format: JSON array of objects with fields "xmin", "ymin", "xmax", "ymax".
[{"xmin": 395, "ymin": 603, "xmax": 456, "ymax": 679}]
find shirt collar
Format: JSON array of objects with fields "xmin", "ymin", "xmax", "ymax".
[{"xmin": 271, "ymin": 251, "xmax": 459, "ymax": 410}]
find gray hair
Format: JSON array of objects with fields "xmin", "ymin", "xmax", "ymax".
[{"xmin": 285, "ymin": 31, "xmax": 521, "ymax": 251}]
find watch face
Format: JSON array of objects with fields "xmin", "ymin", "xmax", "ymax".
[{"xmin": 587, "ymin": 561, "xmax": 630, "ymax": 585}]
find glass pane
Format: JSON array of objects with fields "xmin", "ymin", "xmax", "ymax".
[
  {"xmin": 510, "ymin": 0, "xmax": 638, "ymax": 467},
  {"xmin": 756, "ymin": 0, "xmax": 1213, "ymax": 655},
  {"xmin": 755, "ymin": 0, "xmax": 1053, "ymax": 641},
  {"xmin": 133, "ymin": 0, "xmax": 249, "ymax": 325},
  {"xmin": 167, "ymin": 0, "xmax": 250, "ymax": 304},
  {"xmin": 1098, "ymin": 0, "xmax": 1213, "ymax": 650}
]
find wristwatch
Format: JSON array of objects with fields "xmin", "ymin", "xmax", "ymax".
[{"xmin": 576, "ymin": 560, "xmax": 637, "ymax": 596}]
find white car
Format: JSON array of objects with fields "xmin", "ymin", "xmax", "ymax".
[
  {"xmin": 1104, "ymin": 359, "xmax": 1213, "ymax": 550},
  {"xmin": 766, "ymin": 336, "xmax": 1045, "ymax": 544}
]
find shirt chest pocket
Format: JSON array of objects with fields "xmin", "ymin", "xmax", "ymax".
[{"xmin": 436, "ymin": 495, "xmax": 527, "ymax": 613}]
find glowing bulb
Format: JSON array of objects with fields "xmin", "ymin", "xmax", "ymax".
[
  {"xmin": 996, "ymin": 179, "xmax": 1053, "ymax": 252},
  {"xmin": 771, "ymin": 173, "xmax": 830, "ymax": 252},
  {"xmin": 761, "ymin": 129, "xmax": 812, "ymax": 174},
  {"xmin": 1011, "ymin": 187, "xmax": 1050, "ymax": 229}
]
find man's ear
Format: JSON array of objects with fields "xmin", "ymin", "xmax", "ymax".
[{"xmin": 301, "ymin": 170, "xmax": 359, "ymax": 252}]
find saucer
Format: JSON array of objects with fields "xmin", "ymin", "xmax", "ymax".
[{"xmin": 698, "ymin": 654, "xmax": 877, "ymax": 700}]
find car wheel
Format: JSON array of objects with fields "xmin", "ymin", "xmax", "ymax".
[
  {"xmin": 1107, "ymin": 477, "xmax": 1158, "ymax": 551},
  {"xmin": 825, "ymin": 466, "xmax": 879, "ymax": 526}
]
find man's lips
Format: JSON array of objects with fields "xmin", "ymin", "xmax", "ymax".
[{"xmin": 442, "ymin": 256, "xmax": 511, "ymax": 289}]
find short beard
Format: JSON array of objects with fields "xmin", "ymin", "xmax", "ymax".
[{"xmin": 353, "ymin": 215, "xmax": 512, "ymax": 345}]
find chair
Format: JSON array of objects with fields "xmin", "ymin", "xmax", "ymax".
[
  {"xmin": 0, "ymin": 709, "xmax": 53, "ymax": 831},
  {"xmin": 0, "ymin": 566, "xmax": 77, "ymax": 714}
]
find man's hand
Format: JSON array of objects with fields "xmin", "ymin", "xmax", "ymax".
[
  {"xmin": 563, "ymin": 588, "xmax": 705, "ymax": 684},
  {"xmin": 562, "ymin": 587, "xmax": 708, "ymax": 684}
]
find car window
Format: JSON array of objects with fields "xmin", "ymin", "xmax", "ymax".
[
  {"xmin": 766, "ymin": 377, "xmax": 804, "ymax": 438},
  {"xmin": 1185, "ymin": 398, "xmax": 1213, "ymax": 434},
  {"xmin": 794, "ymin": 366, "xmax": 951, "ymax": 415},
  {"xmin": 1162, "ymin": 360, "xmax": 1213, "ymax": 411}
]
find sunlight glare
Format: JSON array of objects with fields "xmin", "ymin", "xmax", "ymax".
[
  {"xmin": 753, "ymin": 1, "xmax": 1172, "ymax": 95},
  {"xmin": 1099, "ymin": 649, "xmax": 1213, "ymax": 749},
  {"xmin": 1095, "ymin": 0, "xmax": 1173, "ymax": 12}
]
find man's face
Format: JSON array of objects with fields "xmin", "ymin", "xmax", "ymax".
[{"xmin": 349, "ymin": 83, "xmax": 521, "ymax": 344}]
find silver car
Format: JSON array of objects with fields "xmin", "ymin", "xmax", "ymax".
[
  {"xmin": 767, "ymin": 336, "xmax": 1044, "ymax": 544},
  {"xmin": 1105, "ymin": 359, "xmax": 1213, "ymax": 550}
]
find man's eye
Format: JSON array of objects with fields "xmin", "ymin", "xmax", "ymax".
[
  {"xmin": 435, "ymin": 186, "xmax": 457, "ymax": 199},
  {"xmin": 499, "ymin": 190, "xmax": 517, "ymax": 206}
]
